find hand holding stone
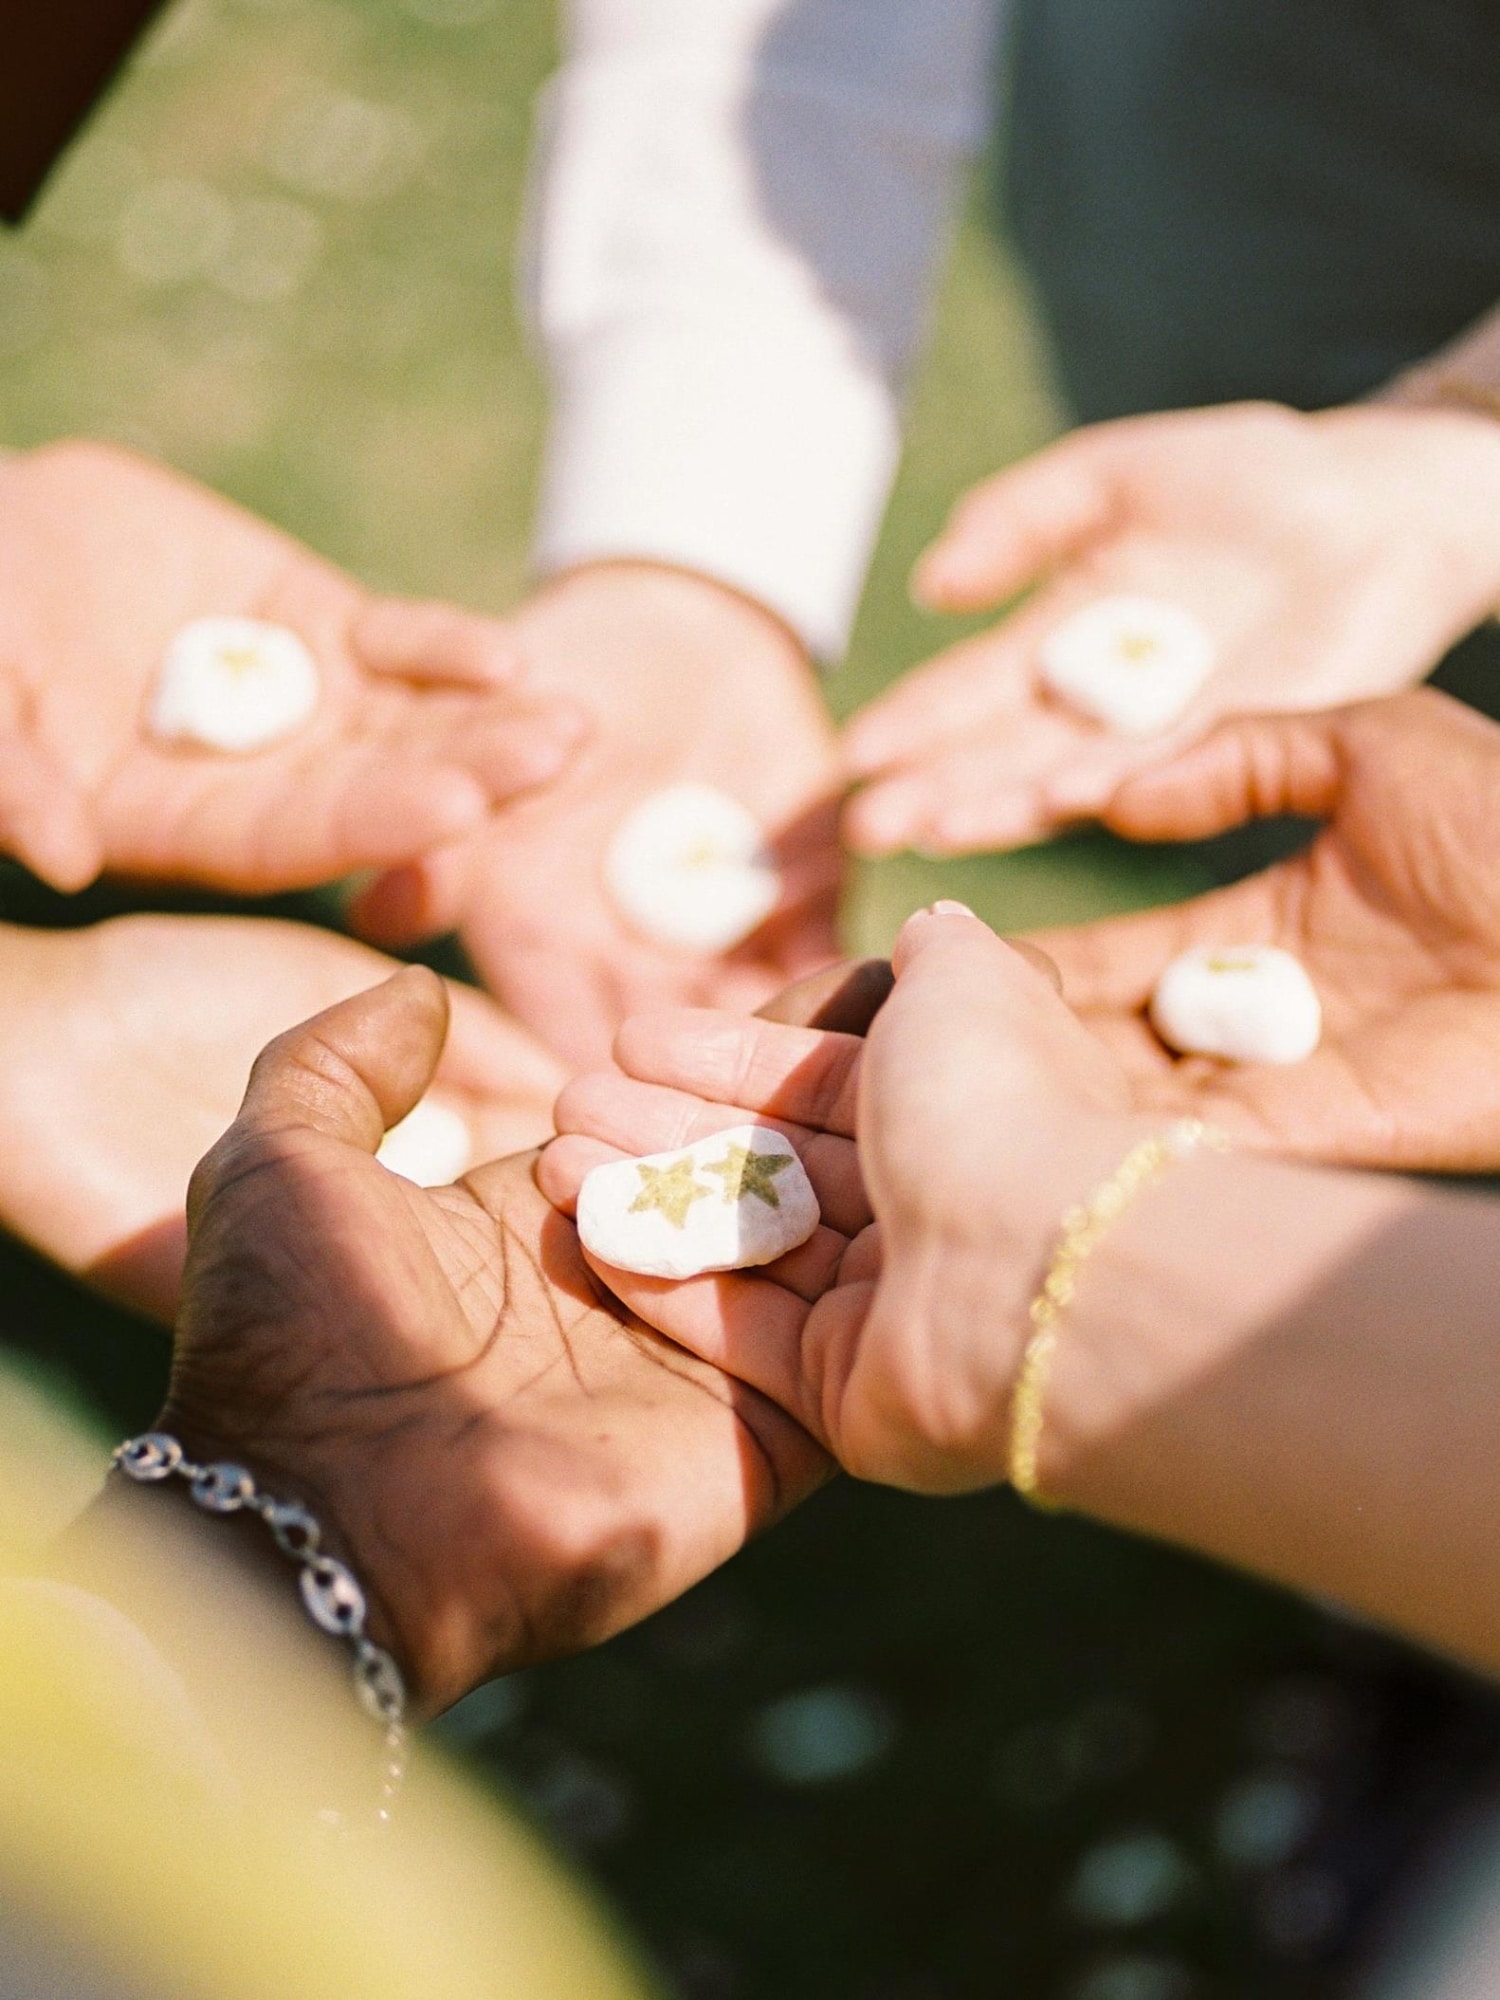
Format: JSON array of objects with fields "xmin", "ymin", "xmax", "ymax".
[
  {"xmin": 164, "ymin": 968, "xmax": 827, "ymax": 1712},
  {"xmin": 0, "ymin": 442, "xmax": 588, "ymax": 894},
  {"xmin": 1035, "ymin": 690, "xmax": 1500, "ymax": 1170},
  {"xmin": 842, "ymin": 402, "xmax": 1500, "ymax": 858},
  {"xmin": 541, "ymin": 908, "xmax": 1131, "ymax": 1493}
]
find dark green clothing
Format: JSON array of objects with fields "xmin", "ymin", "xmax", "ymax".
[
  {"xmin": 1003, "ymin": 0, "xmax": 1500, "ymax": 853},
  {"xmin": 1004, "ymin": 0, "xmax": 1500, "ymax": 423}
]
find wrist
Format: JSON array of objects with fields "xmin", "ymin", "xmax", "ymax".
[
  {"xmin": 530, "ymin": 560, "xmax": 810, "ymax": 671},
  {"xmin": 150, "ymin": 1401, "xmax": 414, "ymax": 1690},
  {"xmin": 1320, "ymin": 403, "xmax": 1500, "ymax": 604}
]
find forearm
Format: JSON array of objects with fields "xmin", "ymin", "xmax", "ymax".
[
  {"xmin": 1046, "ymin": 1148, "xmax": 1500, "ymax": 1674},
  {"xmin": 530, "ymin": 0, "xmax": 998, "ymax": 659}
]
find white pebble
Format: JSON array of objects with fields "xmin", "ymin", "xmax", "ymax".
[
  {"xmin": 1150, "ymin": 946, "xmax": 1322, "ymax": 1066},
  {"xmin": 148, "ymin": 617, "xmax": 321, "ymax": 754},
  {"xmin": 376, "ymin": 1097, "xmax": 473, "ymax": 1186},
  {"xmin": 577, "ymin": 1123, "xmax": 820, "ymax": 1280},
  {"xmin": 605, "ymin": 783, "xmax": 781, "ymax": 955},
  {"xmin": 1039, "ymin": 596, "xmax": 1216, "ymax": 737}
]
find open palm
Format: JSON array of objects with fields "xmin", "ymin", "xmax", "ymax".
[
  {"xmin": 0, "ymin": 914, "xmax": 566, "ymax": 1322},
  {"xmin": 1035, "ymin": 691, "xmax": 1500, "ymax": 1169},
  {"xmin": 843, "ymin": 403, "xmax": 1500, "ymax": 857},
  {"xmin": 0, "ymin": 443, "xmax": 584, "ymax": 893},
  {"xmin": 165, "ymin": 969, "xmax": 828, "ymax": 1713}
]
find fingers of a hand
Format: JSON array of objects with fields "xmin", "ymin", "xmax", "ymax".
[
  {"xmin": 1105, "ymin": 712, "xmax": 1343, "ymax": 842},
  {"xmin": 553, "ymin": 1069, "xmax": 870, "ymax": 1234},
  {"xmin": 236, "ymin": 965, "xmax": 449, "ymax": 1156},
  {"xmin": 0, "ymin": 735, "xmax": 102, "ymax": 891},
  {"xmin": 579, "ymin": 1251, "xmax": 825, "ymax": 1443},
  {"xmin": 757, "ymin": 958, "xmax": 894, "ymax": 1035},
  {"xmin": 878, "ymin": 906, "xmax": 1085, "ymax": 1102},
  {"xmin": 446, "ymin": 696, "xmax": 591, "ymax": 806},
  {"xmin": 912, "ymin": 431, "xmax": 1118, "ymax": 612},
  {"xmin": 613, "ymin": 1009, "xmax": 863, "ymax": 1137},
  {"xmin": 1028, "ymin": 895, "xmax": 1246, "ymax": 1014},
  {"xmin": 842, "ymin": 630, "xmax": 1034, "ymax": 779},
  {"xmin": 844, "ymin": 763, "xmax": 1049, "ymax": 860},
  {"xmin": 352, "ymin": 597, "xmax": 524, "ymax": 687},
  {"xmin": 346, "ymin": 843, "xmax": 475, "ymax": 947},
  {"xmin": 437, "ymin": 981, "xmax": 567, "ymax": 1102}
]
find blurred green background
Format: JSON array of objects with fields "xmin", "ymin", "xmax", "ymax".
[
  {"xmin": 0, "ymin": 0, "xmax": 1210, "ymax": 944},
  {"xmin": 0, "ymin": 5, "xmax": 1485, "ymax": 1999}
]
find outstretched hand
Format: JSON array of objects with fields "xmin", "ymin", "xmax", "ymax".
[
  {"xmin": 164, "ymin": 968, "xmax": 828, "ymax": 1713},
  {"xmin": 352, "ymin": 564, "xmax": 844, "ymax": 1068},
  {"xmin": 0, "ymin": 913, "xmax": 566, "ymax": 1323},
  {"xmin": 1034, "ymin": 690, "xmax": 1500, "ymax": 1170},
  {"xmin": 541, "ymin": 909, "xmax": 1130, "ymax": 1493},
  {"xmin": 0, "ymin": 443, "xmax": 587, "ymax": 893},
  {"xmin": 842, "ymin": 403, "xmax": 1500, "ymax": 857}
]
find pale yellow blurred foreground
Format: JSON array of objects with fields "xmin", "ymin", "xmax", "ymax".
[{"xmin": 0, "ymin": 1368, "xmax": 655, "ymax": 2000}]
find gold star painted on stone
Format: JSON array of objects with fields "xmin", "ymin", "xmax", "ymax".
[
  {"xmin": 704, "ymin": 1142, "xmax": 795, "ymax": 1210},
  {"xmin": 218, "ymin": 644, "xmax": 263, "ymax": 678},
  {"xmin": 1206, "ymin": 953, "xmax": 1260, "ymax": 975},
  {"xmin": 629, "ymin": 1156, "xmax": 714, "ymax": 1230}
]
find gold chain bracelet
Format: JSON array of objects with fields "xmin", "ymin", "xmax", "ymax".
[{"xmin": 1007, "ymin": 1120, "xmax": 1229, "ymax": 1506}]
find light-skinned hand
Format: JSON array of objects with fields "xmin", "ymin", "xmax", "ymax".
[
  {"xmin": 351, "ymin": 563, "xmax": 844, "ymax": 1068},
  {"xmin": 0, "ymin": 442, "xmax": 588, "ymax": 893},
  {"xmin": 0, "ymin": 914, "xmax": 565, "ymax": 1322},
  {"xmin": 162, "ymin": 968, "xmax": 829, "ymax": 1712},
  {"xmin": 540, "ymin": 907, "xmax": 1132, "ymax": 1492},
  {"xmin": 549, "ymin": 913, "xmax": 1500, "ymax": 1676},
  {"xmin": 842, "ymin": 402, "xmax": 1500, "ymax": 857},
  {"xmin": 1032, "ymin": 689, "xmax": 1500, "ymax": 1171}
]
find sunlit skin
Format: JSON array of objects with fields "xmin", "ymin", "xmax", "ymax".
[
  {"xmin": 541, "ymin": 910, "xmax": 1500, "ymax": 1675},
  {"xmin": 352, "ymin": 563, "xmax": 845, "ymax": 1068},
  {"xmin": 842, "ymin": 402, "xmax": 1500, "ymax": 857},
  {"xmin": 161, "ymin": 969, "xmax": 830, "ymax": 1714},
  {"xmin": 1033, "ymin": 690, "xmax": 1500, "ymax": 1170},
  {"xmin": 0, "ymin": 441, "xmax": 588, "ymax": 893},
  {"xmin": 0, "ymin": 914, "xmax": 565, "ymax": 1323}
]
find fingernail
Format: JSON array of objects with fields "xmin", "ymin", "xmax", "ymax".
[{"xmin": 929, "ymin": 899, "xmax": 976, "ymax": 918}]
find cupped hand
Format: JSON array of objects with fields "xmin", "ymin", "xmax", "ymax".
[
  {"xmin": 0, "ymin": 913, "xmax": 566, "ymax": 1322},
  {"xmin": 351, "ymin": 563, "xmax": 844, "ymax": 1068},
  {"xmin": 161, "ymin": 969, "xmax": 828, "ymax": 1712},
  {"xmin": 0, "ymin": 442, "xmax": 587, "ymax": 893},
  {"xmin": 541, "ymin": 908, "xmax": 1133, "ymax": 1493},
  {"xmin": 1033, "ymin": 690, "xmax": 1500, "ymax": 1170},
  {"xmin": 842, "ymin": 402, "xmax": 1500, "ymax": 857}
]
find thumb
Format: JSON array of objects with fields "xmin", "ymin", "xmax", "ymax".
[
  {"xmin": 911, "ymin": 429, "xmax": 1120, "ymax": 612},
  {"xmin": 877, "ymin": 902, "xmax": 1126, "ymax": 1123},
  {"xmin": 1105, "ymin": 711, "xmax": 1344, "ymax": 843},
  {"xmin": 231, "ymin": 965, "xmax": 450, "ymax": 1163}
]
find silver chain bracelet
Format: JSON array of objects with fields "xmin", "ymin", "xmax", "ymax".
[{"xmin": 112, "ymin": 1431, "xmax": 407, "ymax": 1828}]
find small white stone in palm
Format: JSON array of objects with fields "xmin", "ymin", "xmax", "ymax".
[
  {"xmin": 376, "ymin": 1097, "xmax": 473, "ymax": 1186},
  {"xmin": 1150, "ymin": 945, "xmax": 1322, "ymax": 1066},
  {"xmin": 605, "ymin": 783, "xmax": 781, "ymax": 955},
  {"xmin": 1040, "ymin": 595, "xmax": 1216, "ymax": 737},
  {"xmin": 578, "ymin": 1123, "xmax": 820, "ymax": 1279},
  {"xmin": 148, "ymin": 617, "xmax": 321, "ymax": 754}
]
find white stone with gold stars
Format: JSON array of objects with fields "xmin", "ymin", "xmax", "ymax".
[
  {"xmin": 604, "ymin": 783, "xmax": 782, "ymax": 955},
  {"xmin": 577, "ymin": 1123, "xmax": 820, "ymax": 1280},
  {"xmin": 148, "ymin": 617, "xmax": 322, "ymax": 754},
  {"xmin": 1039, "ymin": 595, "xmax": 1216, "ymax": 738}
]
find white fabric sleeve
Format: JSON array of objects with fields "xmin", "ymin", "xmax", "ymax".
[{"xmin": 526, "ymin": 0, "xmax": 1001, "ymax": 662}]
